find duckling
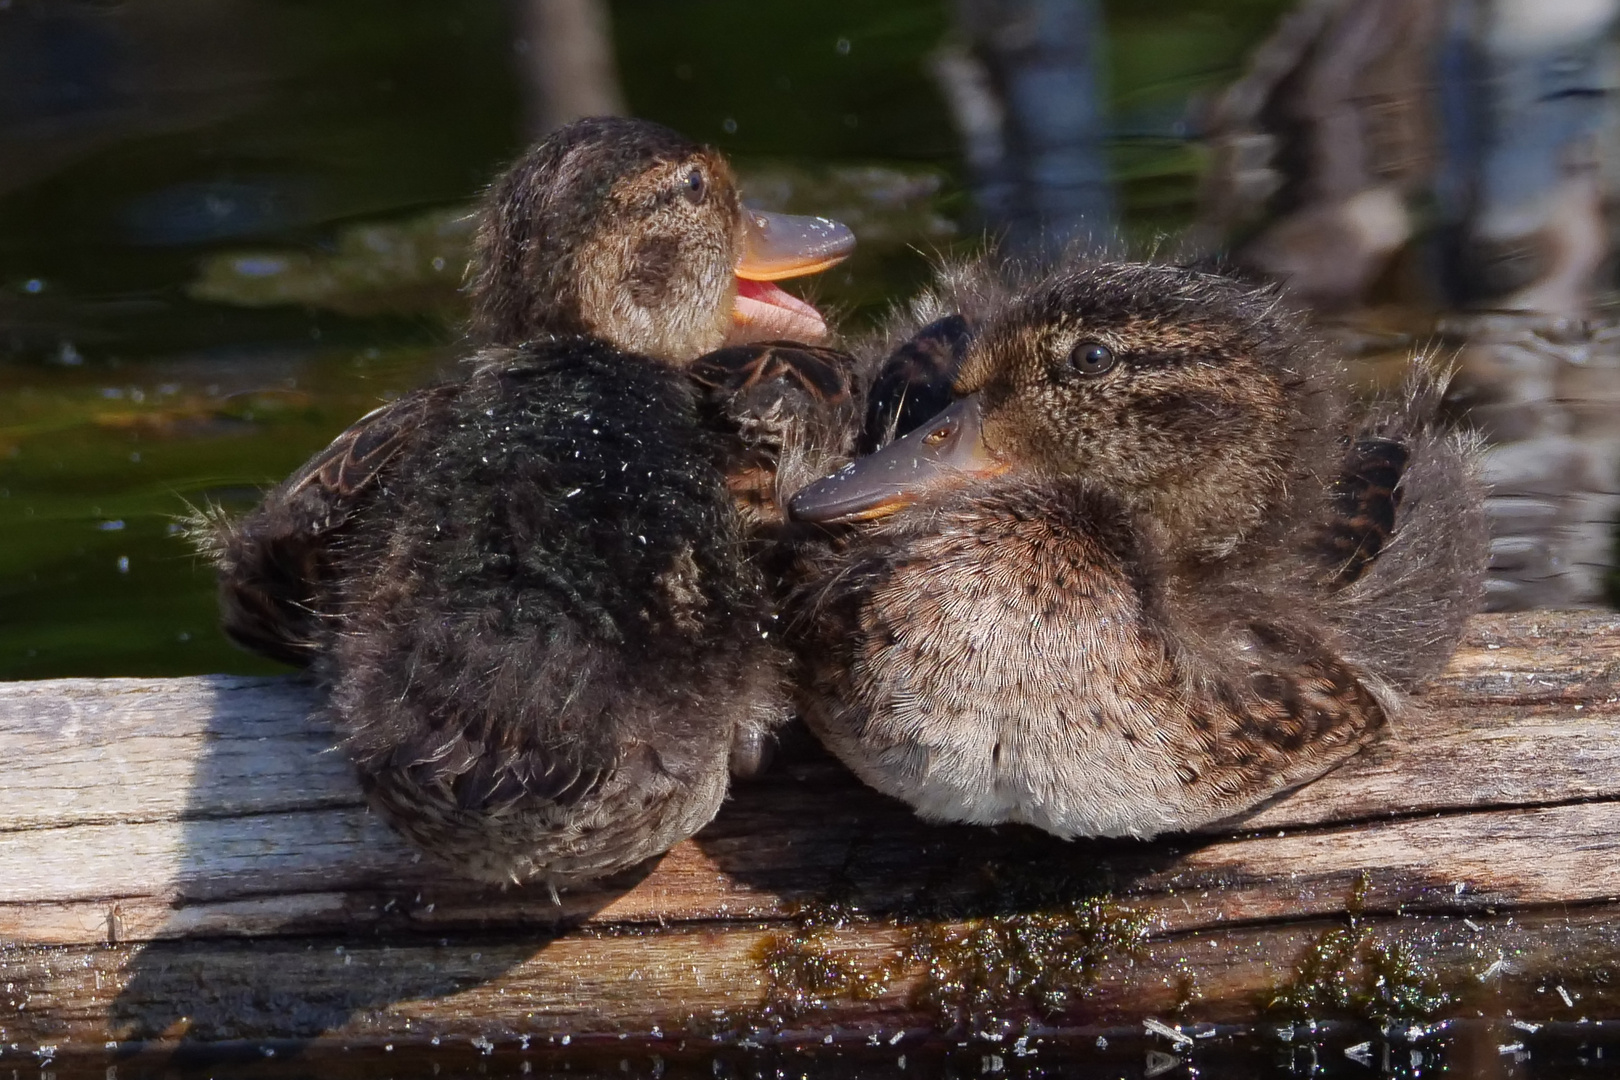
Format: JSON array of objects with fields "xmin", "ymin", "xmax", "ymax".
[
  {"xmin": 788, "ymin": 260, "xmax": 1486, "ymax": 838},
  {"xmin": 329, "ymin": 339, "xmax": 784, "ymax": 886},
  {"xmin": 203, "ymin": 116, "xmax": 856, "ymax": 887},
  {"xmin": 204, "ymin": 116, "xmax": 856, "ymax": 668},
  {"xmin": 857, "ymin": 258, "xmax": 1485, "ymax": 682}
]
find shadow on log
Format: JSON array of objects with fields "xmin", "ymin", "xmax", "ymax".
[{"xmin": 2, "ymin": 612, "xmax": 1619, "ymax": 1064}]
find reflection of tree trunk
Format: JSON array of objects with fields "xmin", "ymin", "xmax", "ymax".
[
  {"xmin": 513, "ymin": 0, "xmax": 627, "ymax": 137},
  {"xmin": 1198, "ymin": 0, "xmax": 1618, "ymax": 316},
  {"xmin": 1195, "ymin": 0, "xmax": 1443, "ymax": 310},
  {"xmin": 1199, "ymin": 0, "xmax": 1620, "ymax": 612},
  {"xmin": 1437, "ymin": 0, "xmax": 1618, "ymax": 315},
  {"xmin": 934, "ymin": 0, "xmax": 1115, "ymax": 257}
]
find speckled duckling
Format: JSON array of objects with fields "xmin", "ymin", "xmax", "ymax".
[
  {"xmin": 204, "ymin": 117, "xmax": 856, "ymax": 669},
  {"xmin": 201, "ymin": 117, "xmax": 856, "ymax": 887},
  {"xmin": 790, "ymin": 261, "xmax": 1486, "ymax": 838}
]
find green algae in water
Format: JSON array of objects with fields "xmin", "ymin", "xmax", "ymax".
[
  {"xmin": 906, "ymin": 898, "xmax": 1151, "ymax": 1022},
  {"xmin": 1272, "ymin": 926, "xmax": 1449, "ymax": 1021},
  {"xmin": 189, "ymin": 207, "xmax": 476, "ymax": 319},
  {"xmin": 757, "ymin": 930, "xmax": 893, "ymax": 1019},
  {"xmin": 1270, "ymin": 877, "xmax": 1449, "ymax": 1023},
  {"xmin": 756, "ymin": 896, "xmax": 1150, "ymax": 1029}
]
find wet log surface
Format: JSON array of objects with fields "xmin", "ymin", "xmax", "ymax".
[{"xmin": 2, "ymin": 611, "xmax": 1620, "ymax": 1062}]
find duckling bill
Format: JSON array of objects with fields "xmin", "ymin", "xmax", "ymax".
[{"xmin": 789, "ymin": 260, "xmax": 1486, "ymax": 839}]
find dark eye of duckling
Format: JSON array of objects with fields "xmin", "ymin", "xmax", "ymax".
[
  {"xmin": 682, "ymin": 167, "xmax": 706, "ymax": 205},
  {"xmin": 1067, "ymin": 340, "xmax": 1116, "ymax": 377}
]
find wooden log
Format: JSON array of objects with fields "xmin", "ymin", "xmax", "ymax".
[{"xmin": 2, "ymin": 612, "xmax": 1620, "ymax": 1058}]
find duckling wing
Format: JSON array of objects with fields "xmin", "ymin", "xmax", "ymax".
[
  {"xmin": 1313, "ymin": 435, "xmax": 1408, "ymax": 584},
  {"xmin": 1308, "ymin": 372, "xmax": 1489, "ymax": 688},
  {"xmin": 285, "ymin": 383, "xmax": 460, "ymax": 525}
]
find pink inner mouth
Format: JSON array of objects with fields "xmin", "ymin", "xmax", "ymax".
[{"xmin": 730, "ymin": 278, "xmax": 828, "ymax": 344}]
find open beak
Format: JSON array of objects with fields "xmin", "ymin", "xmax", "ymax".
[
  {"xmin": 789, "ymin": 395, "xmax": 1006, "ymax": 524},
  {"xmin": 730, "ymin": 209, "xmax": 855, "ymax": 343},
  {"xmin": 737, "ymin": 210, "xmax": 855, "ymax": 281}
]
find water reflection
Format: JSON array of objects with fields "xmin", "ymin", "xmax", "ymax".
[
  {"xmin": 1195, "ymin": 0, "xmax": 1620, "ymax": 609},
  {"xmin": 0, "ymin": 0, "xmax": 276, "ymax": 199},
  {"xmin": 937, "ymin": 0, "xmax": 1117, "ymax": 254}
]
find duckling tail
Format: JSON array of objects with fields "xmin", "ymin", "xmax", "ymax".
[
  {"xmin": 1324, "ymin": 367, "xmax": 1490, "ymax": 689},
  {"xmin": 173, "ymin": 497, "xmax": 234, "ymax": 568},
  {"xmin": 177, "ymin": 499, "xmax": 316, "ymax": 665},
  {"xmin": 206, "ymin": 503, "xmax": 328, "ymax": 669}
]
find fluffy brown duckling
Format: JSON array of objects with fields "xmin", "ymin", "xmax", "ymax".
[
  {"xmin": 857, "ymin": 258, "xmax": 1485, "ymax": 684},
  {"xmin": 202, "ymin": 117, "xmax": 856, "ymax": 887},
  {"xmin": 789, "ymin": 260, "xmax": 1486, "ymax": 838},
  {"xmin": 207, "ymin": 116, "xmax": 856, "ymax": 667}
]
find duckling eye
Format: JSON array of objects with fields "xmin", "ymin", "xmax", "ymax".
[
  {"xmin": 1068, "ymin": 340, "xmax": 1115, "ymax": 376},
  {"xmin": 681, "ymin": 168, "xmax": 706, "ymax": 205}
]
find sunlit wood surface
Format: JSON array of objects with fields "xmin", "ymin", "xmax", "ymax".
[{"xmin": 2, "ymin": 612, "xmax": 1618, "ymax": 1055}]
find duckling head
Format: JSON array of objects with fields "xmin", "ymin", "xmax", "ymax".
[
  {"xmin": 793, "ymin": 261, "xmax": 1343, "ymax": 559},
  {"xmin": 469, "ymin": 116, "xmax": 853, "ymax": 365}
]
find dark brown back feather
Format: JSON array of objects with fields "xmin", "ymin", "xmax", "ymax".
[
  {"xmin": 688, "ymin": 341, "xmax": 855, "ymax": 406},
  {"xmin": 689, "ymin": 341, "xmax": 860, "ymax": 526},
  {"xmin": 1322, "ymin": 373, "xmax": 1489, "ymax": 689},
  {"xmin": 1313, "ymin": 435, "xmax": 1409, "ymax": 584}
]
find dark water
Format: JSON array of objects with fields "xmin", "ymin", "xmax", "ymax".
[
  {"xmin": 27, "ymin": 1019, "xmax": 1620, "ymax": 1079},
  {"xmin": 0, "ymin": 0, "xmax": 1290, "ymax": 679}
]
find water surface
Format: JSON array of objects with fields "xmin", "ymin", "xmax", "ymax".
[{"xmin": 0, "ymin": 0, "xmax": 1287, "ymax": 678}]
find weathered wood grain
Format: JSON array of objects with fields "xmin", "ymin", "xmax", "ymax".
[
  {"xmin": 1, "ymin": 612, "xmax": 1618, "ymax": 1054},
  {"xmin": 7, "ymin": 904, "xmax": 1620, "ymax": 1051}
]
